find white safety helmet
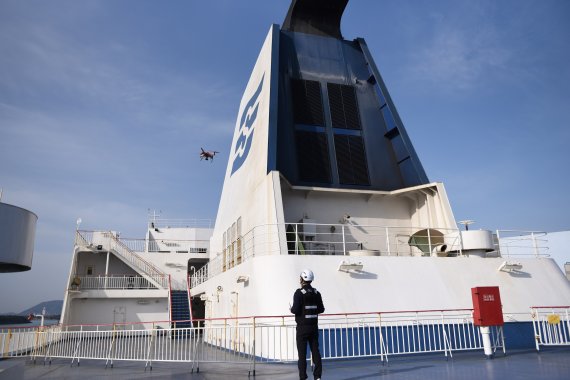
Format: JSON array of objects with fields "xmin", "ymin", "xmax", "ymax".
[{"xmin": 300, "ymin": 269, "xmax": 314, "ymax": 282}]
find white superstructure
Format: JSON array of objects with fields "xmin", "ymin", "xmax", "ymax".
[
  {"xmin": 187, "ymin": 16, "xmax": 570, "ymax": 325},
  {"xmin": 60, "ymin": 218, "xmax": 212, "ymax": 327}
]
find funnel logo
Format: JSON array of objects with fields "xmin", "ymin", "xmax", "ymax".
[{"xmin": 231, "ymin": 74, "xmax": 265, "ymax": 176}]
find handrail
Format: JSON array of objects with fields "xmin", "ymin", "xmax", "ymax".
[
  {"xmin": 75, "ymin": 231, "xmax": 168, "ymax": 288},
  {"xmin": 168, "ymin": 275, "xmax": 173, "ymax": 323},
  {"xmin": 70, "ymin": 275, "xmax": 165, "ymax": 290},
  {"xmin": 531, "ymin": 305, "xmax": 570, "ymax": 350},
  {"xmin": 191, "ymin": 224, "xmax": 550, "ymax": 288},
  {"xmin": 4, "ymin": 307, "xmax": 477, "ymax": 331},
  {"xmin": 110, "ymin": 234, "xmax": 164, "ymax": 275},
  {"xmin": 120, "ymin": 238, "xmax": 209, "ymax": 253},
  {"xmin": 1, "ymin": 307, "xmax": 504, "ymax": 365},
  {"xmin": 187, "ymin": 275, "xmax": 194, "ymax": 322},
  {"xmin": 148, "ymin": 218, "xmax": 213, "ymax": 229},
  {"xmin": 495, "ymin": 230, "xmax": 548, "ymax": 258}
]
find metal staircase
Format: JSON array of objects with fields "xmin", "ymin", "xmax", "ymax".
[
  {"xmin": 75, "ymin": 230, "xmax": 168, "ymax": 288},
  {"xmin": 170, "ymin": 290, "xmax": 191, "ymax": 328}
]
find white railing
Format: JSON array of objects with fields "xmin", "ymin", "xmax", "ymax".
[
  {"xmin": 495, "ymin": 230, "xmax": 548, "ymax": 258},
  {"xmin": 108, "ymin": 234, "xmax": 167, "ymax": 283},
  {"xmin": 76, "ymin": 231, "xmax": 168, "ymax": 288},
  {"xmin": 192, "ymin": 256, "xmax": 218, "ymax": 288},
  {"xmin": 191, "ymin": 267, "xmax": 210, "ymax": 288},
  {"xmin": 70, "ymin": 275, "xmax": 164, "ymax": 290},
  {"xmin": 75, "ymin": 230, "xmax": 92, "ymax": 246},
  {"xmin": 117, "ymin": 238, "xmax": 147, "ymax": 253},
  {"xmin": 192, "ymin": 223, "xmax": 549, "ymax": 288},
  {"xmin": 119, "ymin": 238, "xmax": 209, "ymax": 254},
  {"xmin": 531, "ymin": 306, "xmax": 570, "ymax": 350},
  {"xmin": 0, "ymin": 324, "xmax": 63, "ymax": 360},
  {"xmin": 149, "ymin": 218, "xmax": 213, "ymax": 229},
  {"xmin": 249, "ymin": 310, "xmax": 504, "ymax": 363},
  {"xmin": 1, "ymin": 309, "xmax": 505, "ymax": 369}
]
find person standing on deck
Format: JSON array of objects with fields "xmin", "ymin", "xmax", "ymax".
[{"xmin": 291, "ymin": 269, "xmax": 325, "ymax": 380}]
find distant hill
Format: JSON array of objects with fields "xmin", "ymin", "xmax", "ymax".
[{"xmin": 18, "ymin": 300, "xmax": 63, "ymax": 317}]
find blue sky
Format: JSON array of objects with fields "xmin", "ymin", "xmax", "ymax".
[{"xmin": 1, "ymin": 0, "xmax": 569, "ymax": 313}]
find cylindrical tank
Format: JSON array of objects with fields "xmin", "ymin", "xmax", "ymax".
[
  {"xmin": 444, "ymin": 230, "xmax": 494, "ymax": 257},
  {"xmin": 0, "ymin": 202, "xmax": 38, "ymax": 272}
]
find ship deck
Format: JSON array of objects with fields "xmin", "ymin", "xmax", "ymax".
[{"xmin": 1, "ymin": 348, "xmax": 569, "ymax": 379}]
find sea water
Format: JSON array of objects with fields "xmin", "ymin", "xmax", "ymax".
[{"xmin": 0, "ymin": 319, "xmax": 59, "ymax": 330}]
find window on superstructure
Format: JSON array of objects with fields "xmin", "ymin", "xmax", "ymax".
[
  {"xmin": 223, "ymin": 231, "xmax": 227, "ymax": 272},
  {"xmin": 236, "ymin": 217, "xmax": 242, "ymax": 265},
  {"xmin": 230, "ymin": 222, "xmax": 237, "ymax": 269}
]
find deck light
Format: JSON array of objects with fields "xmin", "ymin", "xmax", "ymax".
[
  {"xmin": 498, "ymin": 261, "xmax": 523, "ymax": 272},
  {"xmin": 338, "ymin": 260, "xmax": 363, "ymax": 273},
  {"xmin": 236, "ymin": 275, "xmax": 249, "ymax": 283}
]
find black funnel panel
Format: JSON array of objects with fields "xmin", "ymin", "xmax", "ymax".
[
  {"xmin": 282, "ymin": 0, "xmax": 349, "ymax": 39},
  {"xmin": 275, "ymin": 1, "xmax": 429, "ymax": 191}
]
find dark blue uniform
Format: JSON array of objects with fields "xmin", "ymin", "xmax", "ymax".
[{"xmin": 291, "ymin": 284, "xmax": 325, "ymax": 380}]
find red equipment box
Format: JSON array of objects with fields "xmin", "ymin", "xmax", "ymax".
[{"xmin": 471, "ymin": 286, "xmax": 504, "ymax": 326}]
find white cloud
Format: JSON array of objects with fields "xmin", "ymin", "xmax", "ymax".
[
  {"xmin": 0, "ymin": 16, "xmax": 237, "ymax": 138},
  {"xmin": 407, "ymin": 22, "xmax": 511, "ymax": 91}
]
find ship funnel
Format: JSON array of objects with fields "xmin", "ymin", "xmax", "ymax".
[
  {"xmin": 212, "ymin": 0, "xmax": 437, "ymax": 259},
  {"xmin": 283, "ymin": 0, "xmax": 349, "ymax": 39}
]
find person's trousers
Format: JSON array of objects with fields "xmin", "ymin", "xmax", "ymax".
[{"xmin": 296, "ymin": 325, "xmax": 322, "ymax": 380}]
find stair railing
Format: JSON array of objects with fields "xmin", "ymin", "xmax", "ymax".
[{"xmin": 76, "ymin": 230, "xmax": 168, "ymax": 288}]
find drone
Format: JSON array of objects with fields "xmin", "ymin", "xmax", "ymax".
[{"xmin": 200, "ymin": 148, "xmax": 219, "ymax": 162}]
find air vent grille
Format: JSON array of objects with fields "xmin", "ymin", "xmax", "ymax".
[
  {"xmin": 334, "ymin": 134, "xmax": 369, "ymax": 185},
  {"xmin": 292, "ymin": 79, "xmax": 324, "ymax": 126},
  {"xmin": 328, "ymin": 83, "xmax": 361, "ymax": 130},
  {"xmin": 295, "ymin": 130, "xmax": 331, "ymax": 183}
]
